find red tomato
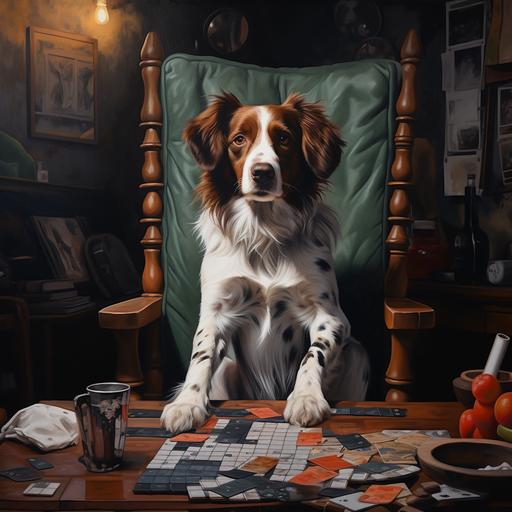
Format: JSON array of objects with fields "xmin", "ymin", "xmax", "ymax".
[
  {"xmin": 494, "ymin": 392, "xmax": 512, "ymax": 428},
  {"xmin": 472, "ymin": 401, "xmax": 498, "ymax": 438},
  {"xmin": 459, "ymin": 409, "xmax": 476, "ymax": 438},
  {"xmin": 472, "ymin": 427, "xmax": 484, "ymax": 439},
  {"xmin": 471, "ymin": 374, "xmax": 501, "ymax": 405}
]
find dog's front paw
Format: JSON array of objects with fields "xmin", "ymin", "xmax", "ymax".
[
  {"xmin": 160, "ymin": 401, "xmax": 207, "ymax": 433},
  {"xmin": 284, "ymin": 392, "xmax": 331, "ymax": 427}
]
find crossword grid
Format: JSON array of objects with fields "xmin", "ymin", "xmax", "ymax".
[{"xmin": 134, "ymin": 418, "xmax": 424, "ymax": 500}]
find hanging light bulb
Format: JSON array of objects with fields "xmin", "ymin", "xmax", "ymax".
[{"xmin": 95, "ymin": 0, "xmax": 109, "ymax": 25}]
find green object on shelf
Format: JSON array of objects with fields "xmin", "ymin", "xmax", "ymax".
[{"xmin": 0, "ymin": 131, "xmax": 37, "ymax": 180}]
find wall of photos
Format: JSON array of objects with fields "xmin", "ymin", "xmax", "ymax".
[{"xmin": 442, "ymin": 0, "xmax": 485, "ymax": 196}]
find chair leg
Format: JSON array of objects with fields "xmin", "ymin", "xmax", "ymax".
[
  {"xmin": 385, "ymin": 331, "xmax": 415, "ymax": 402},
  {"xmin": 142, "ymin": 320, "xmax": 163, "ymax": 399},
  {"xmin": 113, "ymin": 329, "xmax": 144, "ymax": 400}
]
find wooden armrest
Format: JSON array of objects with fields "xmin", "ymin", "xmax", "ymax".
[
  {"xmin": 384, "ymin": 297, "xmax": 435, "ymax": 330},
  {"xmin": 99, "ymin": 296, "xmax": 162, "ymax": 330}
]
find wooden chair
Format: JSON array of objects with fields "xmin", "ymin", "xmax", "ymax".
[
  {"xmin": 0, "ymin": 296, "xmax": 34, "ymax": 411},
  {"xmin": 99, "ymin": 29, "xmax": 434, "ymax": 402}
]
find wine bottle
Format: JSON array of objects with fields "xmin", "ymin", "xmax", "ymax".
[{"xmin": 453, "ymin": 174, "xmax": 489, "ymax": 283}]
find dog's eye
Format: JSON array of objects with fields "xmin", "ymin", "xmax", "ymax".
[
  {"xmin": 278, "ymin": 134, "xmax": 289, "ymax": 146},
  {"xmin": 232, "ymin": 135, "xmax": 246, "ymax": 146}
]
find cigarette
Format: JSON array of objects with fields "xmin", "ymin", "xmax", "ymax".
[{"xmin": 483, "ymin": 333, "xmax": 510, "ymax": 377}]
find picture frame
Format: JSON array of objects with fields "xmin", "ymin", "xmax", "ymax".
[
  {"xmin": 446, "ymin": 0, "xmax": 485, "ymax": 49},
  {"xmin": 32, "ymin": 216, "xmax": 90, "ymax": 282},
  {"xmin": 27, "ymin": 27, "xmax": 98, "ymax": 144}
]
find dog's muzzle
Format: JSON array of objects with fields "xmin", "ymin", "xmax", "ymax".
[{"xmin": 251, "ymin": 163, "xmax": 275, "ymax": 194}]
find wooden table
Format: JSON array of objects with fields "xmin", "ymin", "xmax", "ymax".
[{"xmin": 0, "ymin": 400, "xmax": 503, "ymax": 511}]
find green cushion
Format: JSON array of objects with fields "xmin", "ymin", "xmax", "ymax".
[{"xmin": 160, "ymin": 54, "xmax": 400, "ymax": 384}]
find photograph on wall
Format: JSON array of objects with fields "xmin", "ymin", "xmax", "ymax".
[
  {"xmin": 499, "ymin": 138, "xmax": 512, "ymax": 183},
  {"xmin": 498, "ymin": 86, "xmax": 512, "ymax": 136},
  {"xmin": 453, "ymin": 45, "xmax": 482, "ymax": 90},
  {"xmin": 446, "ymin": 89, "xmax": 480, "ymax": 125},
  {"xmin": 447, "ymin": 122, "xmax": 480, "ymax": 153},
  {"xmin": 444, "ymin": 152, "xmax": 481, "ymax": 196},
  {"xmin": 447, "ymin": 0, "xmax": 484, "ymax": 48},
  {"xmin": 28, "ymin": 27, "xmax": 97, "ymax": 144},
  {"xmin": 32, "ymin": 216, "xmax": 89, "ymax": 282}
]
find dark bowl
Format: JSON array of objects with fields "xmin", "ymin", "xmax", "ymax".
[
  {"xmin": 452, "ymin": 370, "xmax": 512, "ymax": 408},
  {"xmin": 418, "ymin": 439, "xmax": 512, "ymax": 494}
]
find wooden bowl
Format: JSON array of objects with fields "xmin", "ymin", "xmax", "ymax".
[
  {"xmin": 452, "ymin": 370, "xmax": 512, "ymax": 408},
  {"xmin": 417, "ymin": 439, "xmax": 512, "ymax": 494}
]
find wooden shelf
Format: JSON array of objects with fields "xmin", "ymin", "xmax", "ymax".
[
  {"xmin": 409, "ymin": 280, "xmax": 512, "ymax": 305},
  {"xmin": 0, "ymin": 176, "xmax": 101, "ymax": 197}
]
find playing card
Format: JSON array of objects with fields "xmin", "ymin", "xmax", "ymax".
[
  {"xmin": 23, "ymin": 482, "xmax": 60, "ymax": 496},
  {"xmin": 337, "ymin": 434, "xmax": 371, "ymax": 450},
  {"xmin": 359, "ymin": 484, "xmax": 403, "ymax": 504},
  {"xmin": 240, "ymin": 456, "xmax": 278, "ymax": 474},
  {"xmin": 219, "ymin": 469, "xmax": 254, "ymax": 479},
  {"xmin": 196, "ymin": 416, "xmax": 218, "ymax": 432},
  {"xmin": 356, "ymin": 461, "xmax": 400, "ymax": 474},
  {"xmin": 330, "ymin": 491, "xmax": 375, "ymax": 510},
  {"xmin": 432, "ymin": 484, "xmax": 481, "ymax": 502},
  {"xmin": 376, "ymin": 441, "xmax": 416, "ymax": 464},
  {"xmin": 127, "ymin": 427, "xmax": 174, "ymax": 438},
  {"xmin": 247, "ymin": 407, "xmax": 280, "ymax": 418},
  {"xmin": 128, "ymin": 409, "xmax": 161, "ymax": 418},
  {"xmin": 320, "ymin": 487, "xmax": 356, "ymax": 498},
  {"xmin": 331, "ymin": 407, "xmax": 406, "ymax": 417},
  {"xmin": 396, "ymin": 433, "xmax": 432, "ymax": 448},
  {"xmin": 211, "ymin": 408, "xmax": 249, "ymax": 417},
  {"xmin": 27, "ymin": 458, "xmax": 54, "ymax": 470},
  {"xmin": 362, "ymin": 432, "xmax": 394, "ymax": 445},
  {"xmin": 297, "ymin": 432, "xmax": 322, "ymax": 446},
  {"xmin": 342, "ymin": 450, "xmax": 372, "ymax": 465},
  {"xmin": 169, "ymin": 433, "xmax": 209, "ymax": 442},
  {"xmin": 288, "ymin": 466, "xmax": 337, "ymax": 485},
  {"xmin": 210, "ymin": 475, "xmax": 266, "ymax": 498},
  {"xmin": 0, "ymin": 467, "xmax": 41, "ymax": 482},
  {"xmin": 308, "ymin": 454, "xmax": 353, "ymax": 471}
]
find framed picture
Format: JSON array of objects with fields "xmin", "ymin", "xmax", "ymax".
[
  {"xmin": 27, "ymin": 27, "xmax": 98, "ymax": 144},
  {"xmin": 446, "ymin": 0, "xmax": 485, "ymax": 49},
  {"xmin": 32, "ymin": 216, "xmax": 89, "ymax": 282}
]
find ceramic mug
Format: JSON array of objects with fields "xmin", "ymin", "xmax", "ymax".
[{"xmin": 74, "ymin": 382, "xmax": 130, "ymax": 472}]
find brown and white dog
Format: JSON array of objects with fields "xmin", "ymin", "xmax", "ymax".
[{"xmin": 161, "ymin": 93, "xmax": 369, "ymax": 433}]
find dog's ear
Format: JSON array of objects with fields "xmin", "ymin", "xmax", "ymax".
[
  {"xmin": 183, "ymin": 92, "xmax": 242, "ymax": 171},
  {"xmin": 283, "ymin": 93, "xmax": 344, "ymax": 178}
]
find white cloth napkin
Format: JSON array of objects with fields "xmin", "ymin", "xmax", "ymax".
[{"xmin": 0, "ymin": 403, "xmax": 79, "ymax": 451}]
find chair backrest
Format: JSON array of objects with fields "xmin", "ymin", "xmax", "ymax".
[{"xmin": 158, "ymin": 54, "xmax": 401, "ymax": 375}]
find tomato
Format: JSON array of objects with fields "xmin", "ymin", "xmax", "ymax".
[
  {"xmin": 471, "ymin": 374, "xmax": 502, "ymax": 405},
  {"xmin": 494, "ymin": 392, "xmax": 512, "ymax": 428},
  {"xmin": 472, "ymin": 427, "xmax": 484, "ymax": 439},
  {"xmin": 459, "ymin": 409, "xmax": 476, "ymax": 438},
  {"xmin": 472, "ymin": 401, "xmax": 498, "ymax": 438}
]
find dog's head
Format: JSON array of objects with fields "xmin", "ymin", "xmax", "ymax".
[{"xmin": 183, "ymin": 92, "xmax": 343, "ymax": 210}]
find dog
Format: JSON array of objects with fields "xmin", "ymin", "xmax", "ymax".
[{"xmin": 161, "ymin": 92, "xmax": 370, "ymax": 433}]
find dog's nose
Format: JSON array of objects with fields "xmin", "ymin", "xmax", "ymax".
[{"xmin": 251, "ymin": 163, "xmax": 275, "ymax": 186}]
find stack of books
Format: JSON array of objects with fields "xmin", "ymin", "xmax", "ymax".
[{"xmin": 18, "ymin": 280, "xmax": 95, "ymax": 315}]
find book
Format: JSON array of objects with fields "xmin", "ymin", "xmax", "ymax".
[
  {"xmin": 20, "ymin": 289, "xmax": 79, "ymax": 302},
  {"xmin": 29, "ymin": 297, "xmax": 95, "ymax": 315},
  {"xmin": 19, "ymin": 280, "xmax": 75, "ymax": 294}
]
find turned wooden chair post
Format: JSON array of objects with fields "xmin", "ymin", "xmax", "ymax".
[
  {"xmin": 99, "ymin": 32, "xmax": 164, "ymax": 399},
  {"xmin": 384, "ymin": 29, "xmax": 434, "ymax": 402}
]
